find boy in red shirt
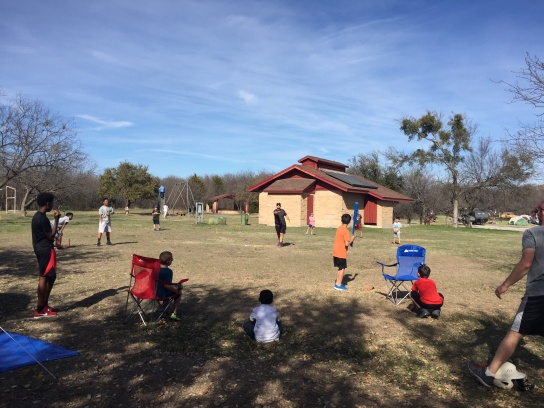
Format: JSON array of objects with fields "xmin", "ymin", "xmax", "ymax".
[{"xmin": 409, "ymin": 264, "xmax": 444, "ymax": 319}]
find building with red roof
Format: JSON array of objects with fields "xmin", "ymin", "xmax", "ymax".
[{"xmin": 248, "ymin": 156, "xmax": 412, "ymax": 228}]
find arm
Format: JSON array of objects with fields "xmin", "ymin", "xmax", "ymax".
[
  {"xmin": 495, "ymin": 247, "xmax": 534, "ymax": 299},
  {"xmin": 47, "ymin": 210, "xmax": 61, "ymax": 240}
]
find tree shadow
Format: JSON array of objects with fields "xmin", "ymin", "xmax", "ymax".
[{"xmin": 1, "ymin": 285, "xmax": 543, "ymax": 407}]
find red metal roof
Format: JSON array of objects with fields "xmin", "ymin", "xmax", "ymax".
[{"xmin": 248, "ymin": 158, "xmax": 412, "ymax": 203}]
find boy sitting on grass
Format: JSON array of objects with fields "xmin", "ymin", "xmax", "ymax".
[
  {"xmin": 409, "ymin": 264, "xmax": 444, "ymax": 319},
  {"xmin": 243, "ymin": 289, "xmax": 283, "ymax": 343},
  {"xmin": 156, "ymin": 251, "xmax": 187, "ymax": 321}
]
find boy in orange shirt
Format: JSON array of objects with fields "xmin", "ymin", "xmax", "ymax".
[
  {"xmin": 332, "ymin": 214, "xmax": 355, "ymax": 291},
  {"xmin": 409, "ymin": 264, "xmax": 444, "ymax": 319}
]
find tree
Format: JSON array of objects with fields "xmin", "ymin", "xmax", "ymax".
[
  {"xmin": 98, "ymin": 162, "xmax": 159, "ymax": 207},
  {"xmin": 398, "ymin": 168, "xmax": 435, "ymax": 224},
  {"xmin": 0, "ymin": 93, "xmax": 86, "ymax": 189},
  {"xmin": 394, "ymin": 111, "xmax": 475, "ymax": 227},
  {"xmin": 347, "ymin": 151, "xmax": 403, "ymax": 191},
  {"xmin": 501, "ymin": 54, "xmax": 544, "ymax": 163},
  {"xmin": 188, "ymin": 174, "xmax": 206, "ymax": 203},
  {"xmin": 460, "ymin": 137, "xmax": 533, "ymax": 216}
]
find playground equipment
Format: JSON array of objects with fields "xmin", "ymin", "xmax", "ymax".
[
  {"xmin": 5, "ymin": 186, "xmax": 16, "ymax": 213},
  {"xmin": 165, "ymin": 182, "xmax": 197, "ymax": 219}
]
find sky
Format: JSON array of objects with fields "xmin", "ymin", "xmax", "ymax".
[{"xmin": 2, "ymin": 1, "xmax": 544, "ymax": 180}]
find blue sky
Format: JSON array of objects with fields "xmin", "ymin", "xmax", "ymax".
[{"xmin": 2, "ymin": 1, "xmax": 544, "ymax": 179}]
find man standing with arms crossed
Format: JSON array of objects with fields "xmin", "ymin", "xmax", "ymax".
[
  {"xmin": 97, "ymin": 198, "xmax": 114, "ymax": 246},
  {"xmin": 468, "ymin": 200, "xmax": 544, "ymax": 389}
]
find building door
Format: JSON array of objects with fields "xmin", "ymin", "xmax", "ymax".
[{"xmin": 364, "ymin": 198, "xmax": 378, "ymax": 224}]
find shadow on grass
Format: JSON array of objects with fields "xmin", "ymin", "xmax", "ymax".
[{"xmin": 1, "ymin": 286, "xmax": 543, "ymax": 407}]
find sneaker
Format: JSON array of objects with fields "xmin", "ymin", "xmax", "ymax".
[
  {"xmin": 170, "ymin": 313, "xmax": 181, "ymax": 321},
  {"xmin": 334, "ymin": 284, "xmax": 348, "ymax": 291},
  {"xmin": 97, "ymin": 241, "xmax": 101, "ymax": 246},
  {"xmin": 46, "ymin": 304, "xmax": 59, "ymax": 313},
  {"xmin": 106, "ymin": 241, "xmax": 112, "ymax": 245},
  {"xmin": 431, "ymin": 309, "xmax": 441, "ymax": 319},
  {"xmin": 416, "ymin": 308, "xmax": 431, "ymax": 318},
  {"xmin": 34, "ymin": 309, "xmax": 58, "ymax": 318},
  {"xmin": 468, "ymin": 361, "xmax": 494, "ymax": 387}
]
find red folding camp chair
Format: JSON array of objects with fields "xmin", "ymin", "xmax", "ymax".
[{"xmin": 124, "ymin": 254, "xmax": 188, "ymax": 326}]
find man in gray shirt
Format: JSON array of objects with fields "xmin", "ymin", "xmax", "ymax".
[{"xmin": 469, "ymin": 201, "xmax": 544, "ymax": 389}]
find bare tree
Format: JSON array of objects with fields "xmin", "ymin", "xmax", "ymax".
[
  {"xmin": 460, "ymin": 137, "xmax": 533, "ymax": 213},
  {"xmin": 0, "ymin": 93, "xmax": 85, "ymax": 189},
  {"xmin": 500, "ymin": 54, "xmax": 544, "ymax": 164}
]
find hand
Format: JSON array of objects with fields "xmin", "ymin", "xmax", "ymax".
[
  {"xmin": 495, "ymin": 283, "xmax": 509, "ymax": 299},
  {"xmin": 53, "ymin": 210, "xmax": 61, "ymax": 219}
]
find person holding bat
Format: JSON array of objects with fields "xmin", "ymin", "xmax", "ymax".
[
  {"xmin": 333, "ymin": 214, "xmax": 355, "ymax": 291},
  {"xmin": 32, "ymin": 192, "xmax": 61, "ymax": 318}
]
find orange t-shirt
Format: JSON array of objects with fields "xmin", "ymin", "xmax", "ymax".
[{"xmin": 333, "ymin": 224, "xmax": 351, "ymax": 259}]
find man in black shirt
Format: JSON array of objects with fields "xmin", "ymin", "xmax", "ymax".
[
  {"xmin": 273, "ymin": 203, "xmax": 290, "ymax": 247},
  {"xmin": 31, "ymin": 192, "xmax": 60, "ymax": 318}
]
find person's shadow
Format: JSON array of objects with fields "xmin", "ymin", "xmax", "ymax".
[
  {"xmin": 343, "ymin": 273, "xmax": 358, "ymax": 286},
  {"xmin": 65, "ymin": 287, "xmax": 125, "ymax": 311}
]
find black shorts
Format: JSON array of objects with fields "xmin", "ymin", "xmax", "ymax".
[
  {"xmin": 333, "ymin": 257, "xmax": 347, "ymax": 270},
  {"xmin": 511, "ymin": 295, "xmax": 544, "ymax": 336},
  {"xmin": 35, "ymin": 248, "xmax": 56, "ymax": 277},
  {"xmin": 410, "ymin": 291, "xmax": 444, "ymax": 310},
  {"xmin": 153, "ymin": 220, "xmax": 160, "ymax": 225},
  {"xmin": 275, "ymin": 224, "xmax": 286, "ymax": 234}
]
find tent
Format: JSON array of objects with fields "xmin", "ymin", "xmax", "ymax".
[{"xmin": 0, "ymin": 328, "xmax": 79, "ymax": 377}]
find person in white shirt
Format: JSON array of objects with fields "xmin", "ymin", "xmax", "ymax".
[
  {"xmin": 51, "ymin": 212, "xmax": 73, "ymax": 249},
  {"xmin": 243, "ymin": 290, "xmax": 283, "ymax": 343}
]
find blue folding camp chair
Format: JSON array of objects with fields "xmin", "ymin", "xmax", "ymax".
[{"xmin": 377, "ymin": 244, "xmax": 426, "ymax": 305}]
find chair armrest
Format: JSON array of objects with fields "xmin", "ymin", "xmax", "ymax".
[
  {"xmin": 376, "ymin": 262, "xmax": 397, "ymax": 267},
  {"xmin": 176, "ymin": 278, "xmax": 189, "ymax": 284}
]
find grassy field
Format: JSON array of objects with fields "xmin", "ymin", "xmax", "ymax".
[{"xmin": 0, "ymin": 210, "xmax": 543, "ymax": 407}]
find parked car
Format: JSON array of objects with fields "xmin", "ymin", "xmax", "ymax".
[
  {"xmin": 458, "ymin": 209, "xmax": 489, "ymax": 225},
  {"xmin": 472, "ymin": 209, "xmax": 489, "ymax": 225}
]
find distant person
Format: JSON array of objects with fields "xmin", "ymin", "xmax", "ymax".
[
  {"xmin": 273, "ymin": 203, "xmax": 290, "ymax": 247},
  {"xmin": 243, "ymin": 289, "xmax": 283, "ymax": 342},
  {"xmin": 32, "ymin": 192, "xmax": 60, "ymax": 318},
  {"xmin": 468, "ymin": 201, "xmax": 544, "ymax": 389},
  {"xmin": 163, "ymin": 204, "xmax": 169, "ymax": 218},
  {"xmin": 125, "ymin": 206, "xmax": 129, "ymax": 215},
  {"xmin": 332, "ymin": 214, "xmax": 355, "ymax": 291},
  {"xmin": 97, "ymin": 198, "xmax": 114, "ymax": 246},
  {"xmin": 409, "ymin": 264, "xmax": 444, "ymax": 319},
  {"xmin": 392, "ymin": 217, "xmax": 402, "ymax": 245},
  {"xmin": 156, "ymin": 251, "xmax": 185, "ymax": 321},
  {"xmin": 305, "ymin": 213, "xmax": 315, "ymax": 235},
  {"xmin": 355, "ymin": 213, "xmax": 363, "ymax": 237},
  {"xmin": 51, "ymin": 212, "xmax": 73, "ymax": 249},
  {"xmin": 152, "ymin": 207, "xmax": 161, "ymax": 231}
]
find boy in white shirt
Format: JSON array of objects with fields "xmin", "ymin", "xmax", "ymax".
[{"xmin": 243, "ymin": 290, "xmax": 283, "ymax": 343}]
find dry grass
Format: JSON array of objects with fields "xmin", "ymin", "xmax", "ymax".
[{"xmin": 1, "ymin": 211, "xmax": 543, "ymax": 407}]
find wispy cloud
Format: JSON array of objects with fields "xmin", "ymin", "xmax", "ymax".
[
  {"xmin": 238, "ymin": 90, "xmax": 258, "ymax": 104},
  {"xmin": 76, "ymin": 114, "xmax": 134, "ymax": 130}
]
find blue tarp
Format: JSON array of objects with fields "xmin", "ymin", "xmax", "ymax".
[{"xmin": 0, "ymin": 331, "xmax": 79, "ymax": 372}]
